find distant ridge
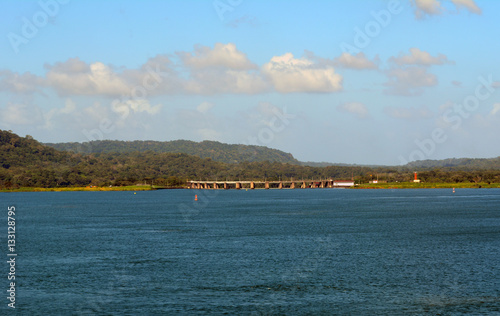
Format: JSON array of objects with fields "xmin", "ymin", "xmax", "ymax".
[
  {"xmin": 406, "ymin": 157, "xmax": 500, "ymax": 171},
  {"xmin": 41, "ymin": 139, "xmax": 500, "ymax": 169},
  {"xmin": 300, "ymin": 161, "xmax": 387, "ymax": 168},
  {"xmin": 44, "ymin": 140, "xmax": 299, "ymax": 165}
]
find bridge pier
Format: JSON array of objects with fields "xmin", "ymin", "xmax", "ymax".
[{"xmin": 188, "ymin": 178, "xmax": 353, "ymax": 190}]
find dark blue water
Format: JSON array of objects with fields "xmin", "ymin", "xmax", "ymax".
[{"xmin": 2, "ymin": 188, "xmax": 500, "ymax": 315}]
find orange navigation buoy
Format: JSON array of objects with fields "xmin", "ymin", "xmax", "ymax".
[{"xmin": 195, "ymin": 194, "xmax": 198, "ymax": 201}]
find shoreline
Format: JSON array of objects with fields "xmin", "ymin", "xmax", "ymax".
[
  {"xmin": 353, "ymin": 182, "xmax": 500, "ymax": 189},
  {"xmin": 1, "ymin": 183, "xmax": 499, "ymax": 192},
  {"xmin": 0, "ymin": 185, "xmax": 184, "ymax": 193}
]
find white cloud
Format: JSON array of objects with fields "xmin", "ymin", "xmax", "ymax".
[
  {"xmin": 176, "ymin": 43, "xmax": 268, "ymax": 94},
  {"xmin": 111, "ymin": 99, "xmax": 161, "ymax": 118},
  {"xmin": 333, "ymin": 53, "xmax": 378, "ymax": 70},
  {"xmin": 89, "ymin": 62, "xmax": 131, "ymax": 95},
  {"xmin": 0, "ymin": 70, "xmax": 44, "ymax": 94},
  {"xmin": 450, "ymin": 0, "xmax": 481, "ymax": 14},
  {"xmin": 384, "ymin": 105, "xmax": 434, "ymax": 120},
  {"xmin": 43, "ymin": 56, "xmax": 181, "ymax": 98},
  {"xmin": 385, "ymin": 48, "xmax": 451, "ymax": 96},
  {"xmin": 337, "ymin": 102, "xmax": 370, "ymax": 119},
  {"xmin": 46, "ymin": 58, "xmax": 130, "ymax": 96},
  {"xmin": 184, "ymin": 68, "xmax": 268, "ymax": 94},
  {"xmin": 178, "ymin": 43, "xmax": 256, "ymax": 70},
  {"xmin": 411, "ymin": 0, "xmax": 481, "ymax": 18},
  {"xmin": 390, "ymin": 48, "xmax": 452, "ymax": 66},
  {"xmin": 412, "ymin": 0, "xmax": 443, "ymax": 18},
  {"xmin": 129, "ymin": 99, "xmax": 161, "ymax": 114},
  {"xmin": 262, "ymin": 53, "xmax": 342, "ymax": 93},
  {"xmin": 2, "ymin": 45, "xmax": 345, "ymax": 97},
  {"xmin": 384, "ymin": 67, "xmax": 438, "ymax": 95}
]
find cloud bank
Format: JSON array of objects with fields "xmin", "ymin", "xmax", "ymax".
[{"xmin": 2, "ymin": 43, "xmax": 345, "ymax": 97}]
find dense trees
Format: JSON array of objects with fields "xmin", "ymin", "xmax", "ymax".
[
  {"xmin": 45, "ymin": 139, "xmax": 299, "ymax": 164},
  {"xmin": 1, "ymin": 130, "xmax": 500, "ymax": 189}
]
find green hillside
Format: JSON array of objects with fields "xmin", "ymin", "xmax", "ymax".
[
  {"xmin": 0, "ymin": 131, "xmax": 72, "ymax": 168},
  {"xmin": 1, "ymin": 130, "xmax": 366, "ymax": 188},
  {"xmin": 45, "ymin": 139, "xmax": 299, "ymax": 164},
  {"xmin": 406, "ymin": 157, "xmax": 500, "ymax": 171}
]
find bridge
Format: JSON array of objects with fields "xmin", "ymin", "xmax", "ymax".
[{"xmin": 187, "ymin": 179, "xmax": 355, "ymax": 189}]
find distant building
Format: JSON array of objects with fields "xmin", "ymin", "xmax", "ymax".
[
  {"xmin": 369, "ymin": 180, "xmax": 387, "ymax": 184},
  {"xmin": 333, "ymin": 180, "xmax": 355, "ymax": 187}
]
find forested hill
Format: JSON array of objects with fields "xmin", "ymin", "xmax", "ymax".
[
  {"xmin": 45, "ymin": 140, "xmax": 299, "ymax": 164},
  {"xmin": 406, "ymin": 157, "xmax": 500, "ymax": 170},
  {"xmin": 0, "ymin": 130, "xmax": 369, "ymax": 188},
  {"xmin": 0, "ymin": 130, "xmax": 72, "ymax": 168}
]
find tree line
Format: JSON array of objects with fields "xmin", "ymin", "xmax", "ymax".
[{"xmin": 1, "ymin": 130, "xmax": 500, "ymax": 189}]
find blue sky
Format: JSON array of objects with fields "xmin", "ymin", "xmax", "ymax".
[{"xmin": 1, "ymin": 0, "xmax": 500, "ymax": 165}]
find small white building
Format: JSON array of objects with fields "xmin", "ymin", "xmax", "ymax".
[
  {"xmin": 333, "ymin": 180, "xmax": 355, "ymax": 187},
  {"xmin": 369, "ymin": 180, "xmax": 387, "ymax": 184}
]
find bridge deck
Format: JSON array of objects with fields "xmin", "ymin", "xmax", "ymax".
[{"xmin": 187, "ymin": 179, "xmax": 355, "ymax": 189}]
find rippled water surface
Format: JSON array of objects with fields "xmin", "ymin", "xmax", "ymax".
[{"xmin": 4, "ymin": 188, "xmax": 500, "ymax": 314}]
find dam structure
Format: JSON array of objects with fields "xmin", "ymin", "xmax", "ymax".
[{"xmin": 188, "ymin": 179, "xmax": 355, "ymax": 189}]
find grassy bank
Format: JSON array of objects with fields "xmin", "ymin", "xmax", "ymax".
[
  {"xmin": 0, "ymin": 185, "xmax": 157, "ymax": 193},
  {"xmin": 354, "ymin": 182, "xmax": 500, "ymax": 189}
]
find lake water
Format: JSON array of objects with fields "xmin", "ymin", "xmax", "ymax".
[{"xmin": 2, "ymin": 188, "xmax": 500, "ymax": 315}]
